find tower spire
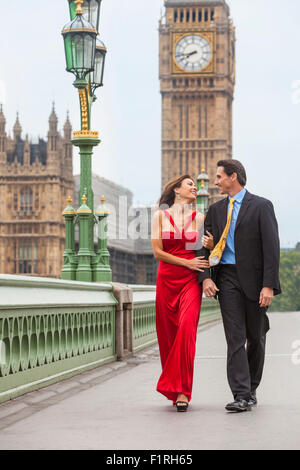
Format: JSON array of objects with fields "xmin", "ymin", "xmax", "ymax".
[
  {"xmin": 49, "ymin": 101, "xmax": 58, "ymax": 121},
  {"xmin": 64, "ymin": 111, "xmax": 72, "ymax": 140},
  {"xmin": 0, "ymin": 104, "xmax": 6, "ymax": 149},
  {"xmin": 13, "ymin": 112, "xmax": 22, "ymax": 140},
  {"xmin": 0, "ymin": 104, "xmax": 5, "ymax": 124},
  {"xmin": 49, "ymin": 101, "xmax": 58, "ymax": 134}
]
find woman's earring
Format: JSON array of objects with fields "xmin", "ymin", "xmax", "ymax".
[{"xmin": 177, "ymin": 193, "xmax": 181, "ymax": 200}]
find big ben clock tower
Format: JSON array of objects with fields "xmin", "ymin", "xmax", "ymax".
[{"xmin": 159, "ymin": 0, "xmax": 235, "ymax": 203}]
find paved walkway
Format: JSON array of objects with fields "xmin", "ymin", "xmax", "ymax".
[{"xmin": 0, "ymin": 312, "xmax": 299, "ymax": 450}]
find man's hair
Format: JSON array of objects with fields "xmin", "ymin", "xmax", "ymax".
[{"xmin": 217, "ymin": 159, "xmax": 247, "ymax": 186}]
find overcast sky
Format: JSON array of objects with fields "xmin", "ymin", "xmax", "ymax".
[{"xmin": 0, "ymin": 0, "xmax": 299, "ymax": 247}]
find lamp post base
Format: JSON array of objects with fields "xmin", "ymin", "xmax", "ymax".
[
  {"xmin": 76, "ymin": 271, "xmax": 93, "ymax": 283},
  {"xmin": 61, "ymin": 268, "xmax": 77, "ymax": 281},
  {"xmin": 76, "ymin": 255, "xmax": 93, "ymax": 282},
  {"xmin": 93, "ymin": 269, "xmax": 112, "ymax": 283}
]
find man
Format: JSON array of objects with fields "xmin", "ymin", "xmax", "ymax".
[{"xmin": 199, "ymin": 160, "xmax": 281, "ymax": 412}]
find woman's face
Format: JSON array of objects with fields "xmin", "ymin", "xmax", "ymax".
[{"xmin": 176, "ymin": 178, "xmax": 197, "ymax": 202}]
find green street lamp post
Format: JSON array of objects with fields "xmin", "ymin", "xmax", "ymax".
[
  {"xmin": 62, "ymin": 197, "xmax": 77, "ymax": 280},
  {"xmin": 91, "ymin": 38, "xmax": 107, "ymax": 95},
  {"xmin": 61, "ymin": 0, "xmax": 111, "ymax": 282},
  {"xmin": 94, "ymin": 196, "xmax": 111, "ymax": 282},
  {"xmin": 76, "ymin": 194, "xmax": 93, "ymax": 282},
  {"xmin": 68, "ymin": 0, "xmax": 102, "ymax": 33},
  {"xmin": 197, "ymin": 168, "xmax": 210, "ymax": 216}
]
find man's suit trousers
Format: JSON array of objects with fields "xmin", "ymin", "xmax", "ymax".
[{"xmin": 216, "ymin": 265, "xmax": 270, "ymax": 401}]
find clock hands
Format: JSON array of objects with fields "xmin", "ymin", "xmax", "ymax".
[
  {"xmin": 186, "ymin": 50, "xmax": 198, "ymax": 59},
  {"xmin": 175, "ymin": 50, "xmax": 198, "ymax": 60}
]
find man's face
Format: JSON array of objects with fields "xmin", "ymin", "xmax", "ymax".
[{"xmin": 214, "ymin": 167, "xmax": 235, "ymax": 195}]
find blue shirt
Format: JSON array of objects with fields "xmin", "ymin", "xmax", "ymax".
[{"xmin": 221, "ymin": 188, "xmax": 247, "ymax": 265}]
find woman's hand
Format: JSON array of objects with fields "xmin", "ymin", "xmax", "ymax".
[
  {"xmin": 186, "ymin": 256, "xmax": 210, "ymax": 272},
  {"xmin": 202, "ymin": 231, "xmax": 214, "ymax": 250}
]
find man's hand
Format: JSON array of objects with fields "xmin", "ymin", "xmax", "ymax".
[
  {"xmin": 259, "ymin": 287, "xmax": 274, "ymax": 308},
  {"xmin": 203, "ymin": 278, "xmax": 219, "ymax": 298},
  {"xmin": 202, "ymin": 230, "xmax": 214, "ymax": 250}
]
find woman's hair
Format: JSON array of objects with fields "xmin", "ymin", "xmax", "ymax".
[{"xmin": 158, "ymin": 174, "xmax": 194, "ymax": 208}]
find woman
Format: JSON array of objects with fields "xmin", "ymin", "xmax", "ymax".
[{"xmin": 152, "ymin": 175, "xmax": 209, "ymax": 412}]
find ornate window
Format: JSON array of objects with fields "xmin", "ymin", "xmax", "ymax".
[
  {"xmin": 13, "ymin": 192, "xmax": 18, "ymax": 211},
  {"xmin": 14, "ymin": 240, "xmax": 38, "ymax": 274},
  {"xmin": 20, "ymin": 188, "xmax": 33, "ymax": 213}
]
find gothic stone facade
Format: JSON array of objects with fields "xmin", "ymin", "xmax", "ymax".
[
  {"xmin": 0, "ymin": 106, "xmax": 74, "ymax": 278},
  {"xmin": 160, "ymin": 0, "xmax": 235, "ymax": 204},
  {"xmin": 0, "ymin": 104, "xmax": 158, "ymax": 284}
]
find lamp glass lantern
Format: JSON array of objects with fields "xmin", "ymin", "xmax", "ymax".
[
  {"xmin": 68, "ymin": 0, "xmax": 102, "ymax": 32},
  {"xmin": 197, "ymin": 170, "xmax": 210, "ymax": 215},
  {"xmin": 91, "ymin": 38, "xmax": 107, "ymax": 91},
  {"xmin": 62, "ymin": 14, "xmax": 97, "ymax": 83}
]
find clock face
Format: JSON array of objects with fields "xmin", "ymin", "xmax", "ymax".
[{"xmin": 175, "ymin": 35, "xmax": 212, "ymax": 72}]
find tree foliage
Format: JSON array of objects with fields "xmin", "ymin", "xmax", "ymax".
[{"xmin": 270, "ymin": 250, "xmax": 300, "ymax": 312}]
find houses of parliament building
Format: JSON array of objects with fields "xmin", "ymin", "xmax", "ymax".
[
  {"xmin": 0, "ymin": 105, "xmax": 74, "ymax": 279},
  {"xmin": 0, "ymin": 0, "xmax": 235, "ymax": 284},
  {"xmin": 0, "ymin": 106, "xmax": 157, "ymax": 284}
]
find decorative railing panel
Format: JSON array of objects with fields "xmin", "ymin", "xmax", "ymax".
[
  {"xmin": 0, "ymin": 275, "xmax": 117, "ymax": 403},
  {"xmin": 0, "ymin": 308, "xmax": 115, "ymax": 379},
  {"xmin": 133, "ymin": 303, "xmax": 157, "ymax": 352},
  {"xmin": 129, "ymin": 285, "xmax": 157, "ymax": 352},
  {"xmin": 130, "ymin": 285, "xmax": 221, "ymax": 352}
]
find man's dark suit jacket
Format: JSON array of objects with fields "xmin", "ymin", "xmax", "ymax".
[{"xmin": 198, "ymin": 190, "xmax": 281, "ymax": 301}]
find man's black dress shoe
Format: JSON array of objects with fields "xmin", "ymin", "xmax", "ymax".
[
  {"xmin": 248, "ymin": 392, "xmax": 257, "ymax": 406},
  {"xmin": 225, "ymin": 399, "xmax": 252, "ymax": 412}
]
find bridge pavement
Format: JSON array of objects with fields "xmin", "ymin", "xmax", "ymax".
[{"xmin": 0, "ymin": 312, "xmax": 299, "ymax": 450}]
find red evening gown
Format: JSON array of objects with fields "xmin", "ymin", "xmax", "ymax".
[{"xmin": 156, "ymin": 210, "xmax": 203, "ymax": 403}]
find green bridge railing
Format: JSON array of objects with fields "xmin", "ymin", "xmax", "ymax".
[
  {"xmin": 0, "ymin": 275, "xmax": 117, "ymax": 403},
  {"xmin": 130, "ymin": 285, "xmax": 221, "ymax": 351},
  {"xmin": 0, "ymin": 275, "xmax": 220, "ymax": 404}
]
